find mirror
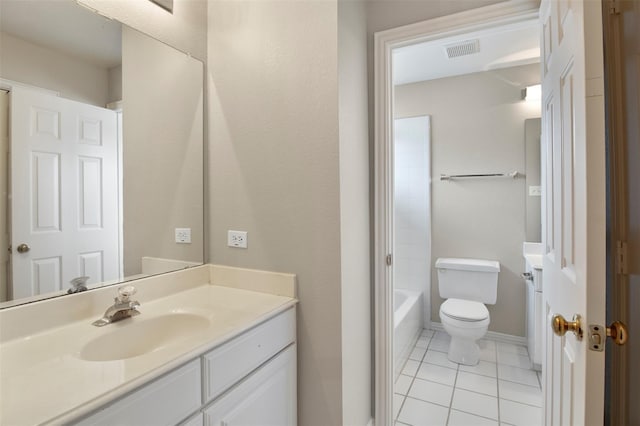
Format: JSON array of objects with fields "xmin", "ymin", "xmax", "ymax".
[
  {"xmin": 0, "ymin": 0, "xmax": 204, "ymax": 307},
  {"xmin": 524, "ymin": 118, "xmax": 542, "ymax": 242}
]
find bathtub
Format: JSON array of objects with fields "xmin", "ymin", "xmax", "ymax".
[{"xmin": 394, "ymin": 289, "xmax": 423, "ymax": 380}]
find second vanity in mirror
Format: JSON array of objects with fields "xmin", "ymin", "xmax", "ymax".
[
  {"xmin": 0, "ymin": 0, "xmax": 204, "ymax": 307},
  {"xmin": 523, "ymin": 117, "xmax": 542, "ymax": 371}
]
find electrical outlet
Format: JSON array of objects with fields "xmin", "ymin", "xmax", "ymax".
[
  {"xmin": 529, "ymin": 185, "xmax": 542, "ymax": 196},
  {"xmin": 227, "ymin": 230, "xmax": 248, "ymax": 248},
  {"xmin": 175, "ymin": 228, "xmax": 191, "ymax": 244}
]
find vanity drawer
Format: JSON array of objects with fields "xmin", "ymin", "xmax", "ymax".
[
  {"xmin": 203, "ymin": 307, "xmax": 296, "ymax": 403},
  {"xmin": 75, "ymin": 359, "xmax": 201, "ymax": 426}
]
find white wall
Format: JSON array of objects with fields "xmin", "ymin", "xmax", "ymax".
[
  {"xmin": 207, "ymin": 1, "xmax": 344, "ymax": 424},
  {"xmin": 108, "ymin": 65, "xmax": 122, "ymax": 104},
  {"xmin": 77, "ymin": 0, "xmax": 206, "ymax": 61},
  {"xmin": 0, "ymin": 31, "xmax": 110, "ymax": 106},
  {"xmin": 338, "ymin": 1, "xmax": 371, "ymax": 424},
  {"xmin": 525, "ymin": 118, "xmax": 542, "ymax": 242},
  {"xmin": 394, "ymin": 116, "xmax": 431, "ymax": 327},
  {"xmin": 395, "ymin": 64, "xmax": 541, "ymax": 337},
  {"xmin": 366, "ymin": 0, "xmax": 508, "ymax": 137},
  {"xmin": 122, "ymin": 27, "xmax": 204, "ymax": 276}
]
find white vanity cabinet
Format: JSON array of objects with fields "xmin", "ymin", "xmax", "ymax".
[
  {"xmin": 74, "ymin": 359, "xmax": 203, "ymax": 426},
  {"xmin": 74, "ymin": 308, "xmax": 296, "ymax": 426},
  {"xmin": 524, "ymin": 260, "xmax": 542, "ymax": 371},
  {"xmin": 203, "ymin": 345, "xmax": 296, "ymax": 426}
]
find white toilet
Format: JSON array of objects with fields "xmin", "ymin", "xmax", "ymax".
[{"xmin": 435, "ymin": 258, "xmax": 500, "ymax": 366}]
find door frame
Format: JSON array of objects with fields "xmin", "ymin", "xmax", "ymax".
[
  {"xmin": 372, "ymin": 1, "xmax": 540, "ymax": 423},
  {"xmin": 601, "ymin": 0, "xmax": 635, "ymax": 423}
]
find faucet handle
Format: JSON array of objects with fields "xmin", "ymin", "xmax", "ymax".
[
  {"xmin": 68, "ymin": 276, "xmax": 90, "ymax": 294},
  {"xmin": 117, "ymin": 285, "xmax": 137, "ymax": 302},
  {"xmin": 71, "ymin": 276, "xmax": 90, "ymax": 287}
]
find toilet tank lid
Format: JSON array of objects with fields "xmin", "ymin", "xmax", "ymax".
[{"xmin": 435, "ymin": 258, "xmax": 500, "ymax": 272}]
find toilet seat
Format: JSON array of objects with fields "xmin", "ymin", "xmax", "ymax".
[{"xmin": 440, "ymin": 298, "xmax": 489, "ymax": 322}]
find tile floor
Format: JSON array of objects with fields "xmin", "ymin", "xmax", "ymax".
[{"xmin": 394, "ymin": 329, "xmax": 542, "ymax": 426}]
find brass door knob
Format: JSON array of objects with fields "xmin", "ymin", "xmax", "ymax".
[
  {"xmin": 552, "ymin": 314, "xmax": 583, "ymax": 340},
  {"xmin": 607, "ymin": 321, "xmax": 628, "ymax": 345},
  {"xmin": 16, "ymin": 243, "xmax": 30, "ymax": 253}
]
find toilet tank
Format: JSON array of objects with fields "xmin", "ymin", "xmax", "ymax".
[{"xmin": 436, "ymin": 258, "xmax": 500, "ymax": 304}]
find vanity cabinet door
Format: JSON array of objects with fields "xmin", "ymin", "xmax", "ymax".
[
  {"xmin": 74, "ymin": 359, "xmax": 201, "ymax": 426},
  {"xmin": 203, "ymin": 344, "xmax": 297, "ymax": 426}
]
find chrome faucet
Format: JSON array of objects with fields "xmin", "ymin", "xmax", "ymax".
[{"xmin": 92, "ymin": 286, "xmax": 141, "ymax": 327}]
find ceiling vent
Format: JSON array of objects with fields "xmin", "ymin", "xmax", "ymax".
[{"xmin": 444, "ymin": 39, "xmax": 480, "ymax": 59}]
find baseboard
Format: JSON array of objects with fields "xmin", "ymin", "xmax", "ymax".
[{"xmin": 430, "ymin": 321, "xmax": 527, "ymax": 346}]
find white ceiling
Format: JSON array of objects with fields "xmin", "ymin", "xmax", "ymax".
[
  {"xmin": 0, "ymin": 0, "xmax": 122, "ymax": 68},
  {"xmin": 392, "ymin": 19, "xmax": 540, "ymax": 86}
]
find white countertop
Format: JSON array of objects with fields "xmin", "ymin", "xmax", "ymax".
[{"xmin": 0, "ymin": 265, "xmax": 297, "ymax": 425}]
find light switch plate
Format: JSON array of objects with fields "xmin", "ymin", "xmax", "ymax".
[{"xmin": 529, "ymin": 185, "xmax": 542, "ymax": 196}]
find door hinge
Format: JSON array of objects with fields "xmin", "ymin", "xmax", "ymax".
[
  {"xmin": 386, "ymin": 254, "xmax": 393, "ymax": 266},
  {"xmin": 609, "ymin": 0, "xmax": 621, "ymax": 15},
  {"xmin": 616, "ymin": 241, "xmax": 628, "ymax": 274}
]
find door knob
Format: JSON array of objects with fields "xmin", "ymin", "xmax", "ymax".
[
  {"xmin": 16, "ymin": 243, "xmax": 30, "ymax": 253},
  {"xmin": 588, "ymin": 321, "xmax": 628, "ymax": 351},
  {"xmin": 606, "ymin": 321, "xmax": 628, "ymax": 345},
  {"xmin": 552, "ymin": 314, "xmax": 583, "ymax": 340}
]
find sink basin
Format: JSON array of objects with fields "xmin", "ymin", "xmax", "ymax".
[{"xmin": 79, "ymin": 313, "xmax": 210, "ymax": 361}]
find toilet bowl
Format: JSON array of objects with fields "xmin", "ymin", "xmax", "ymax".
[
  {"xmin": 439, "ymin": 298, "xmax": 490, "ymax": 365},
  {"xmin": 435, "ymin": 258, "xmax": 500, "ymax": 366}
]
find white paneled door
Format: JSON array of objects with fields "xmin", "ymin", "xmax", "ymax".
[
  {"xmin": 10, "ymin": 87, "xmax": 119, "ymax": 298},
  {"xmin": 540, "ymin": 1, "xmax": 606, "ymax": 425}
]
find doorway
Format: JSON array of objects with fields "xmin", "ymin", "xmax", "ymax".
[{"xmin": 375, "ymin": 4, "xmax": 539, "ymax": 424}]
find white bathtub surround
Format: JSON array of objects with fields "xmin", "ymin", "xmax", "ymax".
[
  {"xmin": 393, "ymin": 116, "xmax": 432, "ymax": 329},
  {"xmin": 0, "ymin": 265, "xmax": 297, "ymax": 425},
  {"xmin": 395, "ymin": 329, "xmax": 542, "ymax": 426},
  {"xmin": 394, "ymin": 289, "xmax": 423, "ymax": 380}
]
